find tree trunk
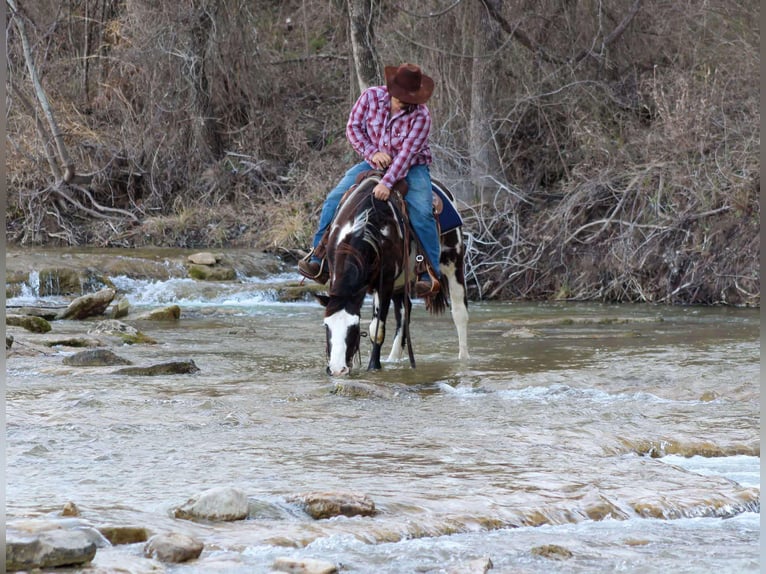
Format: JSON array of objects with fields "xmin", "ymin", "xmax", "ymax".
[
  {"xmin": 470, "ymin": 0, "xmax": 504, "ymax": 203},
  {"xmin": 189, "ymin": 5, "xmax": 223, "ymax": 162},
  {"xmin": 8, "ymin": 0, "xmax": 76, "ymax": 184},
  {"xmin": 346, "ymin": 0, "xmax": 381, "ymax": 96}
]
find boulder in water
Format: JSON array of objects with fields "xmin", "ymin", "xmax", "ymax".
[
  {"xmin": 6, "ymin": 314, "xmax": 52, "ymax": 333},
  {"xmin": 6, "ymin": 528, "xmax": 97, "ymax": 571},
  {"xmin": 286, "ymin": 491, "xmax": 377, "ymax": 519},
  {"xmin": 113, "ymin": 360, "xmax": 199, "ymax": 376},
  {"xmin": 57, "ymin": 288, "xmax": 116, "ymax": 320},
  {"xmin": 172, "ymin": 486, "xmax": 249, "ymax": 521},
  {"xmin": 63, "ymin": 349, "xmax": 132, "ymax": 367},
  {"xmin": 144, "ymin": 532, "xmax": 203, "ymax": 563}
]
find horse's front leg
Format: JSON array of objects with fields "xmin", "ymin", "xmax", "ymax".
[{"xmin": 367, "ymin": 290, "xmax": 392, "ymax": 370}]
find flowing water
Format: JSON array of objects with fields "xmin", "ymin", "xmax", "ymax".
[{"xmin": 5, "ymin": 253, "xmax": 761, "ymax": 573}]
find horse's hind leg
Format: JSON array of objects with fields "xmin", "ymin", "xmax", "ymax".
[
  {"xmin": 387, "ymin": 293, "xmax": 407, "ymax": 362},
  {"xmin": 439, "ymin": 243, "xmax": 470, "ymax": 361}
]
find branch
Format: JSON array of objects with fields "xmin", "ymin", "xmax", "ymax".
[
  {"xmin": 572, "ymin": 0, "xmax": 644, "ymax": 64},
  {"xmin": 479, "ymin": 0, "xmax": 563, "ymax": 65}
]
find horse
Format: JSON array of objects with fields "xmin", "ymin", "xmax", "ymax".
[{"xmin": 315, "ymin": 173, "xmax": 469, "ymax": 376}]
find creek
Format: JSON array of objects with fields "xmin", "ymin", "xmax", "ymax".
[{"xmin": 5, "ymin": 249, "xmax": 760, "ymax": 573}]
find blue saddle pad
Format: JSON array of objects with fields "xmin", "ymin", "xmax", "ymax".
[{"xmin": 432, "ymin": 182, "xmax": 463, "ymax": 234}]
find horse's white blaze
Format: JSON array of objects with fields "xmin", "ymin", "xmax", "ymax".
[
  {"xmin": 324, "ymin": 309, "xmax": 359, "ymax": 374},
  {"xmin": 441, "ymin": 260, "xmax": 470, "ymax": 360}
]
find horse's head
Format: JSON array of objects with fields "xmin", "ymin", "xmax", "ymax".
[{"xmin": 316, "ymin": 293, "xmax": 364, "ymax": 376}]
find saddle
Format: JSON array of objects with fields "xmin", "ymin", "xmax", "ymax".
[{"xmin": 306, "ymin": 170, "xmax": 462, "ymax": 293}]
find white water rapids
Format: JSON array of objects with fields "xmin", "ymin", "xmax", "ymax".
[{"xmin": 5, "ymin": 253, "xmax": 760, "ymax": 573}]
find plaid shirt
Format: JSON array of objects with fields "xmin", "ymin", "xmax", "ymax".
[{"xmin": 346, "ymin": 86, "xmax": 432, "ymax": 190}]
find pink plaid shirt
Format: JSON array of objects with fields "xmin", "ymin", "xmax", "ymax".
[{"xmin": 346, "ymin": 86, "xmax": 432, "ymax": 190}]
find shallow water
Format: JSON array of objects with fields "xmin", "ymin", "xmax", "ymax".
[{"xmin": 5, "ymin": 262, "xmax": 761, "ymax": 573}]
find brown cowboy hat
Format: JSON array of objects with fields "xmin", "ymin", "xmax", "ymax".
[{"xmin": 384, "ymin": 63, "xmax": 434, "ymax": 105}]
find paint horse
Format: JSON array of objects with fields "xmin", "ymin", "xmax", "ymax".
[{"xmin": 316, "ymin": 173, "xmax": 469, "ymax": 376}]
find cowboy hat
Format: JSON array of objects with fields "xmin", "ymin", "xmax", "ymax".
[{"xmin": 384, "ymin": 63, "xmax": 434, "ymax": 105}]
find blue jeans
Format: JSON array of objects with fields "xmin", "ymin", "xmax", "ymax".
[{"xmin": 312, "ymin": 162, "xmax": 441, "ymax": 277}]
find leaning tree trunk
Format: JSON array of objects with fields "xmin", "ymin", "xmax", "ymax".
[
  {"xmin": 469, "ymin": 0, "xmax": 504, "ymax": 203},
  {"xmin": 346, "ymin": 0, "xmax": 381, "ymax": 96},
  {"xmin": 8, "ymin": 0, "xmax": 76, "ymax": 184}
]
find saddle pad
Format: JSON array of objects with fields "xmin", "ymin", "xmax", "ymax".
[{"xmin": 432, "ymin": 182, "xmax": 463, "ymax": 234}]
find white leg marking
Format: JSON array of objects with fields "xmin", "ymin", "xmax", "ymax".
[{"xmin": 441, "ymin": 261, "xmax": 470, "ymax": 360}]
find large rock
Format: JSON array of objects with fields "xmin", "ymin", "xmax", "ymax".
[
  {"xmin": 88, "ymin": 319, "xmax": 157, "ymax": 345},
  {"xmin": 6, "ymin": 528, "xmax": 97, "ymax": 571},
  {"xmin": 58, "ymin": 288, "xmax": 116, "ymax": 320},
  {"xmin": 6, "ymin": 314, "xmax": 52, "ymax": 333},
  {"xmin": 63, "ymin": 349, "xmax": 133, "ymax": 367},
  {"xmin": 286, "ymin": 491, "xmax": 377, "ymax": 519},
  {"xmin": 187, "ymin": 264, "xmax": 237, "ymax": 281},
  {"xmin": 188, "ymin": 252, "xmax": 219, "ymax": 265},
  {"xmin": 134, "ymin": 305, "xmax": 181, "ymax": 321},
  {"xmin": 173, "ymin": 486, "xmax": 249, "ymax": 521},
  {"xmin": 38, "ymin": 267, "xmax": 82, "ymax": 296},
  {"xmin": 113, "ymin": 360, "xmax": 199, "ymax": 376},
  {"xmin": 144, "ymin": 532, "xmax": 203, "ymax": 563}
]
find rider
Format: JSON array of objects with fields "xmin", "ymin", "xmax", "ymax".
[{"xmin": 298, "ymin": 63, "xmax": 441, "ymax": 297}]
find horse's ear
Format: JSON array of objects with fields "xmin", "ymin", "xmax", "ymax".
[{"xmin": 314, "ymin": 293, "xmax": 330, "ymax": 307}]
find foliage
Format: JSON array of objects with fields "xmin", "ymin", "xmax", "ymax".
[{"xmin": 6, "ymin": 0, "xmax": 760, "ymax": 305}]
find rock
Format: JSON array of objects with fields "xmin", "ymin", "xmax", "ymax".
[
  {"xmin": 330, "ymin": 381, "xmax": 397, "ymax": 399},
  {"xmin": 144, "ymin": 532, "xmax": 203, "ymax": 563},
  {"xmin": 6, "ymin": 314, "xmax": 52, "ymax": 333},
  {"xmin": 88, "ymin": 547, "xmax": 165, "ymax": 573},
  {"xmin": 187, "ymin": 264, "xmax": 236, "ymax": 281},
  {"xmin": 58, "ymin": 288, "xmax": 116, "ymax": 320},
  {"xmin": 41, "ymin": 337, "xmax": 102, "ymax": 348},
  {"xmin": 13, "ymin": 306, "xmax": 62, "ymax": 320},
  {"xmin": 6, "ymin": 528, "xmax": 97, "ymax": 571},
  {"xmin": 286, "ymin": 491, "xmax": 377, "ymax": 519},
  {"xmin": 272, "ymin": 557, "xmax": 338, "ymax": 574},
  {"xmin": 448, "ymin": 556, "xmax": 493, "ymax": 573},
  {"xmin": 63, "ymin": 349, "xmax": 133, "ymax": 367},
  {"xmin": 97, "ymin": 525, "xmax": 151, "ymax": 545},
  {"xmin": 113, "ymin": 360, "xmax": 199, "ymax": 376},
  {"xmin": 173, "ymin": 486, "xmax": 249, "ymax": 521},
  {"xmin": 188, "ymin": 252, "xmax": 219, "ymax": 265},
  {"xmin": 39, "ymin": 267, "xmax": 82, "ymax": 296},
  {"xmin": 530, "ymin": 544, "xmax": 573, "ymax": 560},
  {"xmin": 7, "ymin": 335, "xmax": 14, "ymax": 350},
  {"xmin": 88, "ymin": 320, "xmax": 157, "ymax": 345},
  {"xmin": 111, "ymin": 297, "xmax": 130, "ymax": 319},
  {"xmin": 61, "ymin": 501, "xmax": 80, "ymax": 517},
  {"xmin": 134, "ymin": 305, "xmax": 181, "ymax": 321},
  {"xmin": 89, "ymin": 319, "xmax": 139, "ymax": 336}
]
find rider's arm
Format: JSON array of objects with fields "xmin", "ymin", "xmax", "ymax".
[
  {"xmin": 346, "ymin": 89, "xmax": 378, "ymax": 164},
  {"xmin": 380, "ymin": 107, "xmax": 431, "ymax": 190}
]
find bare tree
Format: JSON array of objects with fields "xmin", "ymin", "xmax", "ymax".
[
  {"xmin": 347, "ymin": 0, "xmax": 382, "ymax": 94},
  {"xmin": 470, "ymin": 0, "xmax": 504, "ymax": 203}
]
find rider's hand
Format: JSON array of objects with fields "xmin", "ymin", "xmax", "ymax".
[
  {"xmin": 372, "ymin": 183, "xmax": 391, "ymax": 201},
  {"xmin": 371, "ymin": 152, "xmax": 392, "ymax": 170}
]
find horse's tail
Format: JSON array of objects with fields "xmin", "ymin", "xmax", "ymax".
[{"xmin": 425, "ymin": 282, "xmax": 449, "ymax": 314}]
